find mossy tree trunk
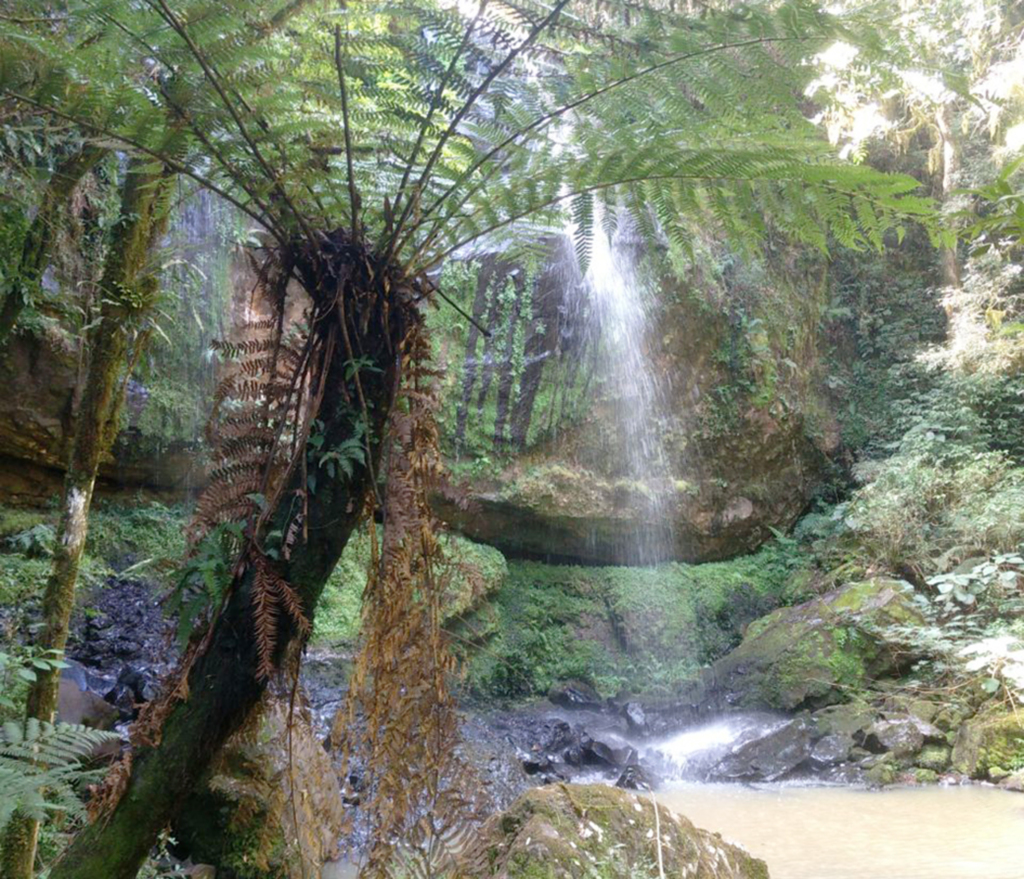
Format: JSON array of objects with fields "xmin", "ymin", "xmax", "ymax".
[
  {"xmin": 0, "ymin": 161, "xmax": 173, "ymax": 879},
  {"xmin": 48, "ymin": 250, "xmax": 416, "ymax": 879},
  {"xmin": 0, "ymin": 146, "xmax": 105, "ymax": 347}
]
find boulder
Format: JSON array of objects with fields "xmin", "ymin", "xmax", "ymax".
[
  {"xmin": 1001, "ymin": 771, "xmax": 1024, "ymax": 793},
  {"xmin": 57, "ymin": 667, "xmax": 118, "ymax": 730},
  {"xmin": 615, "ymin": 763, "xmax": 656, "ymax": 791},
  {"xmin": 621, "ymin": 702, "xmax": 649, "ymax": 736},
  {"xmin": 809, "ymin": 734, "xmax": 852, "ymax": 768},
  {"xmin": 693, "ymin": 578, "xmax": 923, "ymax": 711},
  {"xmin": 548, "ymin": 681, "xmax": 603, "ymax": 711},
  {"xmin": 863, "ymin": 717, "xmax": 944, "ymax": 759},
  {"xmin": 952, "ymin": 708, "xmax": 1024, "ymax": 780},
  {"xmin": 457, "ymin": 783, "xmax": 769, "ymax": 878},
  {"xmin": 914, "ymin": 744, "xmax": 951, "ymax": 772},
  {"xmin": 710, "ymin": 718, "xmax": 814, "ymax": 782},
  {"xmin": 174, "ymin": 695, "xmax": 345, "ymax": 878}
]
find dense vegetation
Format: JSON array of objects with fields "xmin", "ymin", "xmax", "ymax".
[{"xmin": 1, "ymin": 0, "xmax": 1023, "ymax": 877}]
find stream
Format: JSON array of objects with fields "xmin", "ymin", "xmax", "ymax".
[
  {"xmin": 638, "ymin": 716, "xmax": 1024, "ymax": 879},
  {"xmin": 658, "ymin": 783, "xmax": 1024, "ymax": 879}
]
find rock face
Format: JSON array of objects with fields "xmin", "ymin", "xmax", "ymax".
[
  {"xmin": 175, "ymin": 696, "xmax": 346, "ymax": 878},
  {"xmin": 1, "ymin": 227, "xmax": 835, "ymax": 564},
  {"xmin": 432, "ymin": 241, "xmax": 838, "ymax": 564},
  {"xmin": 952, "ymin": 708, "xmax": 1024, "ymax": 780},
  {"xmin": 711, "ymin": 718, "xmax": 816, "ymax": 782},
  {"xmin": 693, "ymin": 578, "xmax": 923, "ymax": 711},
  {"xmin": 0, "ymin": 333, "xmax": 205, "ymax": 503},
  {"xmin": 458, "ymin": 783, "xmax": 769, "ymax": 879}
]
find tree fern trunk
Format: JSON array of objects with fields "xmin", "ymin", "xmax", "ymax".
[
  {"xmin": 0, "ymin": 147, "xmax": 105, "ymax": 347},
  {"xmin": 0, "ymin": 163, "xmax": 171, "ymax": 879},
  {"xmin": 48, "ymin": 254, "xmax": 414, "ymax": 879}
]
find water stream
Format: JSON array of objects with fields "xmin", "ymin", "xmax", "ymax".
[{"xmin": 634, "ymin": 717, "xmax": 1024, "ymax": 878}]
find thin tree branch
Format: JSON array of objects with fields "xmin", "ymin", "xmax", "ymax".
[
  {"xmin": 411, "ymin": 34, "xmax": 812, "ymax": 247},
  {"xmin": 147, "ymin": 0, "xmax": 317, "ymax": 246},
  {"xmin": 334, "ymin": 25, "xmax": 361, "ymax": 240},
  {"xmin": 4, "ymin": 91, "xmax": 283, "ymax": 241},
  {"xmin": 389, "ymin": 0, "xmax": 490, "ymax": 225}
]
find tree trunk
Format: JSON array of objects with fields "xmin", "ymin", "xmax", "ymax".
[
  {"xmin": 935, "ymin": 102, "xmax": 961, "ymax": 290},
  {"xmin": 48, "ymin": 249, "xmax": 415, "ymax": 879},
  {"xmin": 0, "ymin": 162, "xmax": 172, "ymax": 879},
  {"xmin": 0, "ymin": 147, "xmax": 105, "ymax": 347}
]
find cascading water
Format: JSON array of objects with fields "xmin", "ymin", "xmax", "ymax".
[{"xmin": 569, "ymin": 213, "xmax": 677, "ymax": 564}]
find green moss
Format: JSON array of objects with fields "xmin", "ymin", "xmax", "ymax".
[
  {"xmin": 86, "ymin": 502, "xmax": 189, "ymax": 580},
  {"xmin": 461, "ymin": 542, "xmax": 802, "ymax": 699},
  {"xmin": 312, "ymin": 527, "xmax": 508, "ymax": 647},
  {"xmin": 0, "ymin": 507, "xmax": 49, "ymax": 540},
  {"xmin": 952, "ymin": 708, "xmax": 1024, "ymax": 778}
]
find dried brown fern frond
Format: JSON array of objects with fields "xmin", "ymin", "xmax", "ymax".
[
  {"xmin": 336, "ymin": 323, "xmax": 484, "ymax": 879},
  {"xmin": 252, "ymin": 552, "xmax": 311, "ymax": 681},
  {"xmin": 189, "ymin": 253, "xmax": 314, "ymax": 551}
]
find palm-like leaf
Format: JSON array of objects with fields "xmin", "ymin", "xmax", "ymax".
[{"xmin": 1, "ymin": 0, "xmax": 939, "ymax": 274}]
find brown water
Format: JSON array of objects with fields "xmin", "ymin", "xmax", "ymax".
[{"xmin": 659, "ymin": 782, "xmax": 1024, "ymax": 879}]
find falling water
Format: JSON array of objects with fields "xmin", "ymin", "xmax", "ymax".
[{"xmin": 570, "ymin": 213, "xmax": 676, "ymax": 563}]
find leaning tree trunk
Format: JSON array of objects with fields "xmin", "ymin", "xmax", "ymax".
[
  {"xmin": 49, "ymin": 241, "xmax": 417, "ymax": 879},
  {"xmin": 0, "ymin": 162, "xmax": 172, "ymax": 879},
  {"xmin": 0, "ymin": 146, "xmax": 105, "ymax": 347}
]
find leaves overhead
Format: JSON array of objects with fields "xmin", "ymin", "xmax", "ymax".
[{"xmin": 1, "ymin": 0, "xmax": 937, "ymax": 275}]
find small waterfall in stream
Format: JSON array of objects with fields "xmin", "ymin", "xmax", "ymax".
[{"xmin": 568, "ymin": 213, "xmax": 677, "ymax": 564}]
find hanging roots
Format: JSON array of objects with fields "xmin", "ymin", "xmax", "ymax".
[{"xmin": 336, "ymin": 321, "xmax": 482, "ymax": 879}]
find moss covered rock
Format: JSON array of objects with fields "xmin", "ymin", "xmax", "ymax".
[
  {"xmin": 174, "ymin": 696, "xmax": 345, "ymax": 878},
  {"xmin": 915, "ymin": 744, "xmax": 952, "ymax": 772},
  {"xmin": 951, "ymin": 709, "xmax": 1024, "ymax": 780},
  {"xmin": 458, "ymin": 545, "xmax": 800, "ymax": 699},
  {"xmin": 458, "ymin": 783, "xmax": 769, "ymax": 879},
  {"xmin": 694, "ymin": 578, "xmax": 922, "ymax": 711}
]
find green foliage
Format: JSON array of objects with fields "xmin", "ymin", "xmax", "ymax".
[
  {"xmin": 4, "ymin": 524, "xmax": 55, "ymax": 559},
  {"xmin": 837, "ymin": 412, "xmax": 1024, "ymax": 574},
  {"xmin": 0, "ymin": 719, "xmax": 118, "ymax": 833},
  {"xmin": 0, "ymin": 554, "xmax": 50, "ymax": 610},
  {"xmin": 462, "ymin": 541, "xmax": 806, "ymax": 699},
  {"xmin": 312, "ymin": 527, "xmax": 508, "ymax": 647},
  {"xmin": 0, "ymin": 646, "xmax": 68, "ymax": 720},
  {"xmin": 86, "ymin": 502, "xmax": 189, "ymax": 582},
  {"xmin": 166, "ymin": 521, "xmax": 243, "ymax": 648},
  {"xmin": 927, "ymin": 551, "xmax": 1024, "ymax": 614},
  {"xmin": 0, "ymin": 0, "xmax": 937, "ymax": 287}
]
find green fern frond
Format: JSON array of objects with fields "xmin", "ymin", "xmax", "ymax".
[{"xmin": 0, "ymin": 720, "xmax": 119, "ymax": 832}]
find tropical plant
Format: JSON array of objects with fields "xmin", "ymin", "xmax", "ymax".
[
  {"xmin": 0, "ymin": 719, "xmax": 118, "ymax": 833},
  {"xmin": 0, "ymin": 1, "xmax": 945, "ymax": 876}
]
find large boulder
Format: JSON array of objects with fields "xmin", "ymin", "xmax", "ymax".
[
  {"xmin": 710, "ymin": 718, "xmax": 815, "ymax": 782},
  {"xmin": 692, "ymin": 578, "xmax": 923, "ymax": 711},
  {"xmin": 174, "ymin": 696, "xmax": 345, "ymax": 878},
  {"xmin": 952, "ymin": 708, "xmax": 1024, "ymax": 780},
  {"xmin": 457, "ymin": 783, "xmax": 769, "ymax": 878}
]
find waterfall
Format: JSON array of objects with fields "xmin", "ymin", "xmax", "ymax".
[{"xmin": 570, "ymin": 212, "xmax": 677, "ymax": 564}]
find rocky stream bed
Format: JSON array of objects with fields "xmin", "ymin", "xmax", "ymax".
[{"xmin": 45, "ymin": 567, "xmax": 1024, "ymax": 878}]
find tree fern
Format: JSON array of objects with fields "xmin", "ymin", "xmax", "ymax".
[
  {"xmin": 1, "ymin": 0, "xmax": 943, "ymax": 273},
  {"xmin": 0, "ymin": 719, "xmax": 119, "ymax": 832}
]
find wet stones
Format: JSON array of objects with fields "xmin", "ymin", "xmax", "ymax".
[
  {"xmin": 710, "ymin": 718, "xmax": 815, "ymax": 782},
  {"xmin": 547, "ymin": 680, "xmax": 604, "ymax": 711}
]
